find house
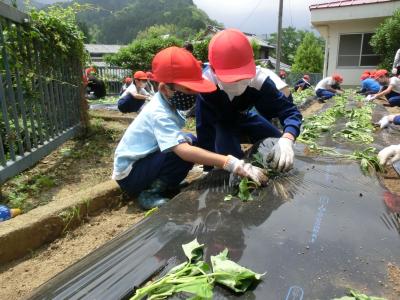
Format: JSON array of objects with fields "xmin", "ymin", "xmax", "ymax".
[
  {"xmin": 204, "ymin": 25, "xmax": 276, "ymax": 60},
  {"xmin": 310, "ymin": 0, "xmax": 400, "ymax": 86},
  {"xmin": 84, "ymin": 44, "xmax": 123, "ymax": 67}
]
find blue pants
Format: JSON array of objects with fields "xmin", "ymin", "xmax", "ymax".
[
  {"xmin": 394, "ymin": 115, "xmax": 400, "ymax": 125},
  {"xmin": 116, "ymin": 134, "xmax": 196, "ymax": 196},
  {"xmin": 209, "ymin": 111, "xmax": 281, "ymax": 159},
  {"xmin": 387, "ymin": 91, "xmax": 400, "ymax": 107},
  {"xmin": 117, "ymin": 94, "xmax": 145, "ymax": 113},
  {"xmin": 316, "ymin": 89, "xmax": 335, "ymax": 99}
]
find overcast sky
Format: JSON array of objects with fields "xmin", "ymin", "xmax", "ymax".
[{"xmin": 193, "ymin": 0, "xmax": 324, "ymax": 36}]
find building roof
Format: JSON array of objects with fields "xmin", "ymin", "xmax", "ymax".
[
  {"xmin": 257, "ymin": 58, "xmax": 291, "ymax": 72},
  {"xmin": 205, "ymin": 25, "xmax": 275, "ymax": 49},
  {"xmin": 84, "ymin": 44, "xmax": 123, "ymax": 54},
  {"xmin": 310, "ymin": 0, "xmax": 394, "ymax": 10}
]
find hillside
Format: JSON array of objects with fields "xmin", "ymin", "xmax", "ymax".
[{"xmin": 74, "ymin": 0, "xmax": 219, "ymax": 44}]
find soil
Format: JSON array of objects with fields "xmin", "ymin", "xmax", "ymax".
[
  {"xmin": 0, "ymin": 203, "xmax": 144, "ymax": 300},
  {"xmin": 388, "ymin": 263, "xmax": 400, "ymax": 296}
]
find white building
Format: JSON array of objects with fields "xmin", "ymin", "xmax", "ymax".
[
  {"xmin": 84, "ymin": 44, "xmax": 123, "ymax": 67},
  {"xmin": 310, "ymin": 0, "xmax": 400, "ymax": 86}
]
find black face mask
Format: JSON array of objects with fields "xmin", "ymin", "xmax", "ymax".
[{"xmin": 169, "ymin": 91, "xmax": 197, "ymax": 111}]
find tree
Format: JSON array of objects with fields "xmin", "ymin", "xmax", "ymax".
[
  {"xmin": 136, "ymin": 24, "xmax": 195, "ymax": 40},
  {"xmin": 370, "ymin": 9, "xmax": 400, "ymax": 70},
  {"xmin": 75, "ymin": 0, "xmax": 220, "ymax": 44},
  {"xmin": 104, "ymin": 35, "xmax": 183, "ymax": 71},
  {"xmin": 291, "ymin": 32, "xmax": 324, "ymax": 73},
  {"xmin": 267, "ymin": 26, "xmax": 324, "ymax": 65}
]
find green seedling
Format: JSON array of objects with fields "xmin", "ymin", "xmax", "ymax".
[
  {"xmin": 333, "ymin": 289, "xmax": 387, "ymax": 300},
  {"xmin": 131, "ymin": 239, "xmax": 264, "ymax": 300},
  {"xmin": 144, "ymin": 207, "xmax": 159, "ymax": 217}
]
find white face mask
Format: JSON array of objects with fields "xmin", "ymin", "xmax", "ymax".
[{"xmin": 217, "ymin": 79, "xmax": 251, "ymax": 100}]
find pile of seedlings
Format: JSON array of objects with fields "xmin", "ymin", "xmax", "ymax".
[{"xmin": 131, "ymin": 239, "xmax": 264, "ymax": 299}]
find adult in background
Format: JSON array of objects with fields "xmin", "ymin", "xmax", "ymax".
[
  {"xmin": 196, "ymin": 29, "xmax": 302, "ymax": 172},
  {"xmin": 113, "ymin": 47, "xmax": 267, "ymax": 209},
  {"xmin": 294, "ymin": 74, "xmax": 311, "ymax": 92},
  {"xmin": 117, "ymin": 71, "xmax": 151, "ymax": 113},
  {"xmin": 392, "ymin": 48, "xmax": 400, "ymax": 76},
  {"xmin": 314, "ymin": 74, "xmax": 344, "ymax": 100},
  {"xmin": 370, "ymin": 69, "xmax": 400, "ymax": 106}
]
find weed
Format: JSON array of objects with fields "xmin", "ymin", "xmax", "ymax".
[{"xmin": 59, "ymin": 205, "xmax": 81, "ymax": 233}]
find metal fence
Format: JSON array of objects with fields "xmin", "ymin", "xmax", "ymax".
[
  {"xmin": 0, "ymin": 3, "xmax": 83, "ymax": 184},
  {"xmin": 96, "ymin": 66, "xmax": 131, "ymax": 95},
  {"xmin": 286, "ymin": 72, "xmax": 323, "ymax": 87}
]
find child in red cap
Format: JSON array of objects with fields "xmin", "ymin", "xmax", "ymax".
[
  {"xmin": 314, "ymin": 73, "xmax": 344, "ymax": 100},
  {"xmin": 357, "ymin": 71, "xmax": 380, "ymax": 95},
  {"xmin": 197, "ymin": 29, "xmax": 302, "ymax": 173},
  {"xmin": 120, "ymin": 76, "xmax": 133, "ymax": 95},
  {"xmin": 117, "ymin": 71, "xmax": 152, "ymax": 113},
  {"xmin": 113, "ymin": 47, "xmax": 267, "ymax": 210},
  {"xmin": 294, "ymin": 74, "xmax": 312, "ymax": 92},
  {"xmin": 370, "ymin": 69, "xmax": 400, "ymax": 106}
]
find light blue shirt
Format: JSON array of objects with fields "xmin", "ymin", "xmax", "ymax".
[{"xmin": 112, "ymin": 92, "xmax": 187, "ymax": 180}]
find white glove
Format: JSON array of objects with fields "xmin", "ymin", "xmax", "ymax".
[
  {"xmin": 223, "ymin": 155, "xmax": 268, "ymax": 186},
  {"xmin": 392, "ymin": 68, "xmax": 398, "ymax": 75},
  {"xmin": 378, "ymin": 144, "xmax": 400, "ymax": 165},
  {"xmin": 378, "ymin": 116, "xmax": 390, "ymax": 129},
  {"xmin": 365, "ymin": 94, "xmax": 376, "ymax": 102},
  {"xmin": 266, "ymin": 137, "xmax": 294, "ymax": 172}
]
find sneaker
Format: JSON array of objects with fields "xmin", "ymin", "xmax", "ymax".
[{"xmin": 137, "ymin": 180, "xmax": 170, "ymax": 210}]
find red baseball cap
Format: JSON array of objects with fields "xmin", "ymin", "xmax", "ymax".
[
  {"xmin": 125, "ymin": 77, "xmax": 132, "ymax": 84},
  {"xmin": 360, "ymin": 72, "xmax": 370, "ymax": 80},
  {"xmin": 146, "ymin": 71, "xmax": 153, "ymax": 79},
  {"xmin": 374, "ymin": 69, "xmax": 388, "ymax": 79},
  {"xmin": 134, "ymin": 71, "xmax": 148, "ymax": 80},
  {"xmin": 332, "ymin": 73, "xmax": 343, "ymax": 83},
  {"xmin": 208, "ymin": 29, "xmax": 256, "ymax": 83},
  {"xmin": 303, "ymin": 74, "xmax": 310, "ymax": 80},
  {"xmin": 152, "ymin": 46, "xmax": 216, "ymax": 93}
]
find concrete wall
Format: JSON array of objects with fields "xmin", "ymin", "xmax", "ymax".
[
  {"xmin": 311, "ymin": 1, "xmax": 400, "ymax": 24},
  {"xmin": 311, "ymin": 2, "xmax": 400, "ymax": 86},
  {"xmin": 315, "ymin": 19, "xmax": 387, "ymax": 86}
]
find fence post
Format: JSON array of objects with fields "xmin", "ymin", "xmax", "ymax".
[{"xmin": 77, "ymin": 59, "xmax": 89, "ymax": 132}]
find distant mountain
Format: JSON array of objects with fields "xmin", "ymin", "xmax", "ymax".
[
  {"xmin": 14, "ymin": 0, "xmax": 69, "ymax": 9},
  {"xmin": 73, "ymin": 0, "xmax": 219, "ymax": 44},
  {"xmin": 10, "ymin": 0, "xmax": 218, "ymax": 44}
]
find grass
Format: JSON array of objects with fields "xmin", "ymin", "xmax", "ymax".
[
  {"xmin": 1, "ymin": 116, "xmax": 122, "ymax": 213},
  {"xmin": 87, "ymin": 96, "xmax": 119, "ymax": 105}
]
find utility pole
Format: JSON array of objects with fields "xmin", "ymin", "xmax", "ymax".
[{"xmin": 275, "ymin": 0, "xmax": 283, "ymax": 74}]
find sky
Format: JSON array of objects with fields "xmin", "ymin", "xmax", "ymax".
[{"xmin": 193, "ymin": 0, "xmax": 324, "ymax": 36}]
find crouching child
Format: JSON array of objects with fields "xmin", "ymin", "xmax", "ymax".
[{"xmin": 112, "ymin": 47, "xmax": 268, "ymax": 210}]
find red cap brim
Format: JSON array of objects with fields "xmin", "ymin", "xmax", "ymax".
[
  {"xmin": 175, "ymin": 78, "xmax": 216, "ymax": 93},
  {"xmin": 213, "ymin": 60, "xmax": 256, "ymax": 83}
]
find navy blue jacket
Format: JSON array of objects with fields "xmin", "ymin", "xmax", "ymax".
[
  {"xmin": 196, "ymin": 76, "xmax": 302, "ymax": 153},
  {"xmin": 294, "ymin": 78, "xmax": 311, "ymax": 91}
]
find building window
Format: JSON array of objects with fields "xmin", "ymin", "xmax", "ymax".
[{"xmin": 337, "ymin": 33, "xmax": 380, "ymax": 67}]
